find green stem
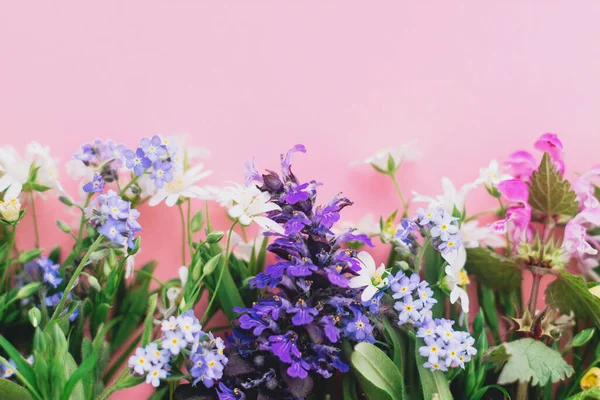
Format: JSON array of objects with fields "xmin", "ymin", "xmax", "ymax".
[
  {"xmin": 389, "ymin": 173, "xmax": 409, "ymax": 217},
  {"xmin": 186, "ymin": 200, "xmax": 194, "ymax": 251},
  {"xmin": 97, "ymin": 368, "xmax": 130, "ymax": 400},
  {"xmin": 516, "ymin": 381, "xmax": 529, "ymax": 400},
  {"xmin": 528, "ymin": 272, "xmax": 542, "ymax": 315},
  {"xmin": 464, "ymin": 209, "xmax": 498, "ymax": 222},
  {"xmin": 0, "ymin": 226, "xmax": 15, "ymax": 293},
  {"xmin": 414, "ymin": 237, "xmax": 431, "ymax": 273},
  {"xmin": 178, "ymin": 203, "xmax": 186, "ymax": 265},
  {"xmin": 200, "ymin": 222, "xmax": 237, "ymax": 325},
  {"xmin": 119, "ymin": 173, "xmax": 142, "ymax": 197},
  {"xmin": 132, "ymin": 268, "xmax": 166, "ymax": 288},
  {"xmin": 50, "ymin": 236, "xmax": 104, "ymax": 322},
  {"xmin": 30, "ymin": 192, "xmax": 40, "ymax": 248}
]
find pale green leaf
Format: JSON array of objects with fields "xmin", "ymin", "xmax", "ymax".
[
  {"xmin": 350, "ymin": 342, "xmax": 405, "ymax": 400},
  {"xmin": 528, "ymin": 152, "xmax": 578, "ymax": 216},
  {"xmin": 487, "ymin": 338, "xmax": 573, "ymax": 386},
  {"xmin": 0, "ymin": 379, "xmax": 34, "ymax": 400}
]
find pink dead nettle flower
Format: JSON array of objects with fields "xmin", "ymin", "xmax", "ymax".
[
  {"xmin": 491, "ymin": 178, "xmax": 532, "ymax": 246},
  {"xmin": 505, "ymin": 133, "xmax": 565, "ymax": 182},
  {"xmin": 573, "ymin": 165, "xmax": 600, "ymax": 209}
]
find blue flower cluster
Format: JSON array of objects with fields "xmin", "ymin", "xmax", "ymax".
[
  {"xmin": 124, "ymin": 135, "xmax": 175, "ymax": 189},
  {"xmin": 128, "ymin": 311, "xmax": 227, "ymax": 388},
  {"xmin": 16, "ymin": 257, "xmax": 79, "ymax": 322},
  {"xmin": 390, "ymin": 271, "xmax": 476, "ymax": 372},
  {"xmin": 219, "ymin": 145, "xmax": 375, "ymax": 400},
  {"xmin": 416, "ymin": 318, "xmax": 477, "ymax": 371},
  {"xmin": 396, "ymin": 207, "xmax": 462, "ymax": 254},
  {"xmin": 73, "ymin": 139, "xmax": 128, "ymax": 190},
  {"xmin": 86, "ymin": 190, "xmax": 141, "ymax": 248}
]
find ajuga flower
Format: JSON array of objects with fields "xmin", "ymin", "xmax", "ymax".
[{"xmin": 219, "ymin": 145, "xmax": 374, "ymax": 400}]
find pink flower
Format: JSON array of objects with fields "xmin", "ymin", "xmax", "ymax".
[
  {"xmin": 505, "ymin": 150, "xmax": 537, "ymax": 182},
  {"xmin": 573, "ymin": 165, "xmax": 600, "ymax": 208},
  {"xmin": 497, "ymin": 179, "xmax": 529, "ymax": 203},
  {"xmin": 563, "ymin": 218, "xmax": 598, "ymax": 256},
  {"xmin": 504, "ymin": 133, "xmax": 565, "ymax": 181},
  {"xmin": 491, "ymin": 204, "xmax": 531, "ymax": 244}
]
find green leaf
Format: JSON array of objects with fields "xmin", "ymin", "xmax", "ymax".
[
  {"xmin": 416, "ymin": 339, "xmax": 453, "ymax": 400},
  {"xmin": 18, "ymin": 249, "xmax": 44, "ymax": 264},
  {"xmin": 0, "ymin": 335, "xmax": 38, "ymax": 390},
  {"xmin": 546, "ymin": 271, "xmax": 600, "ymax": 330},
  {"xmin": 0, "ymin": 379, "xmax": 34, "ymax": 400},
  {"xmin": 528, "ymin": 152, "xmax": 578, "ymax": 216},
  {"xmin": 350, "ymin": 342, "xmax": 405, "ymax": 400},
  {"xmin": 61, "ymin": 352, "xmax": 98, "ymax": 400},
  {"xmin": 15, "ymin": 282, "xmax": 42, "ymax": 300},
  {"xmin": 570, "ymin": 328, "xmax": 596, "ymax": 349},
  {"xmin": 191, "ymin": 210, "xmax": 204, "ymax": 233},
  {"xmin": 465, "ymin": 248, "xmax": 522, "ymax": 292},
  {"xmin": 486, "ymin": 338, "xmax": 573, "ymax": 386},
  {"xmin": 470, "ymin": 384, "xmax": 511, "ymax": 400},
  {"xmin": 142, "ymin": 294, "xmax": 158, "ymax": 346},
  {"xmin": 568, "ymin": 387, "xmax": 600, "ymax": 399},
  {"xmin": 382, "ymin": 317, "xmax": 405, "ymax": 375}
]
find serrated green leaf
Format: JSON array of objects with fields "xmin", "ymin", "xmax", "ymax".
[
  {"xmin": 465, "ymin": 248, "xmax": 522, "ymax": 292},
  {"xmin": 546, "ymin": 271, "xmax": 600, "ymax": 330},
  {"xmin": 350, "ymin": 342, "xmax": 405, "ymax": 400},
  {"xmin": 486, "ymin": 338, "xmax": 573, "ymax": 386},
  {"xmin": 528, "ymin": 152, "xmax": 578, "ymax": 216}
]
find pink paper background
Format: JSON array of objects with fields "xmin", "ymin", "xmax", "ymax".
[{"xmin": 2, "ymin": 2, "xmax": 600, "ymax": 398}]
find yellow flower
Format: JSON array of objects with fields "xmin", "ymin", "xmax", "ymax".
[
  {"xmin": 0, "ymin": 197, "xmax": 21, "ymax": 222},
  {"xmin": 590, "ymin": 285, "xmax": 600, "ymax": 299},
  {"xmin": 581, "ymin": 367, "xmax": 600, "ymax": 390}
]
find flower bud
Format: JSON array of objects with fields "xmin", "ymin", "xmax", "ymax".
[{"xmin": 0, "ymin": 198, "xmax": 21, "ymax": 222}]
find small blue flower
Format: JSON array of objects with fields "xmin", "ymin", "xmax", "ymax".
[
  {"xmin": 140, "ymin": 135, "xmax": 167, "ymax": 162},
  {"xmin": 343, "ymin": 312, "xmax": 374, "ymax": 343},
  {"xmin": 151, "ymin": 160, "xmax": 174, "ymax": 189},
  {"xmin": 82, "ymin": 173, "xmax": 105, "ymax": 193},
  {"xmin": 98, "ymin": 217, "xmax": 128, "ymax": 246},
  {"xmin": 125, "ymin": 147, "xmax": 152, "ymax": 176}
]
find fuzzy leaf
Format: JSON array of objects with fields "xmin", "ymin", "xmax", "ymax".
[
  {"xmin": 546, "ymin": 271, "xmax": 600, "ymax": 330},
  {"xmin": 486, "ymin": 338, "xmax": 573, "ymax": 386},
  {"xmin": 464, "ymin": 248, "xmax": 521, "ymax": 292},
  {"xmin": 528, "ymin": 152, "xmax": 578, "ymax": 216}
]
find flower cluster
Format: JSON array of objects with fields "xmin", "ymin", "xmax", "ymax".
[
  {"xmin": 417, "ymin": 318, "xmax": 477, "ymax": 371},
  {"xmin": 71, "ymin": 139, "xmax": 127, "ymax": 190},
  {"xmin": 15, "ymin": 257, "xmax": 79, "ymax": 321},
  {"xmin": 218, "ymin": 145, "xmax": 375, "ymax": 400},
  {"xmin": 86, "ymin": 190, "xmax": 141, "ymax": 248},
  {"xmin": 390, "ymin": 271, "xmax": 476, "ymax": 371},
  {"xmin": 128, "ymin": 311, "xmax": 227, "ymax": 388},
  {"xmin": 415, "ymin": 207, "xmax": 461, "ymax": 254}
]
